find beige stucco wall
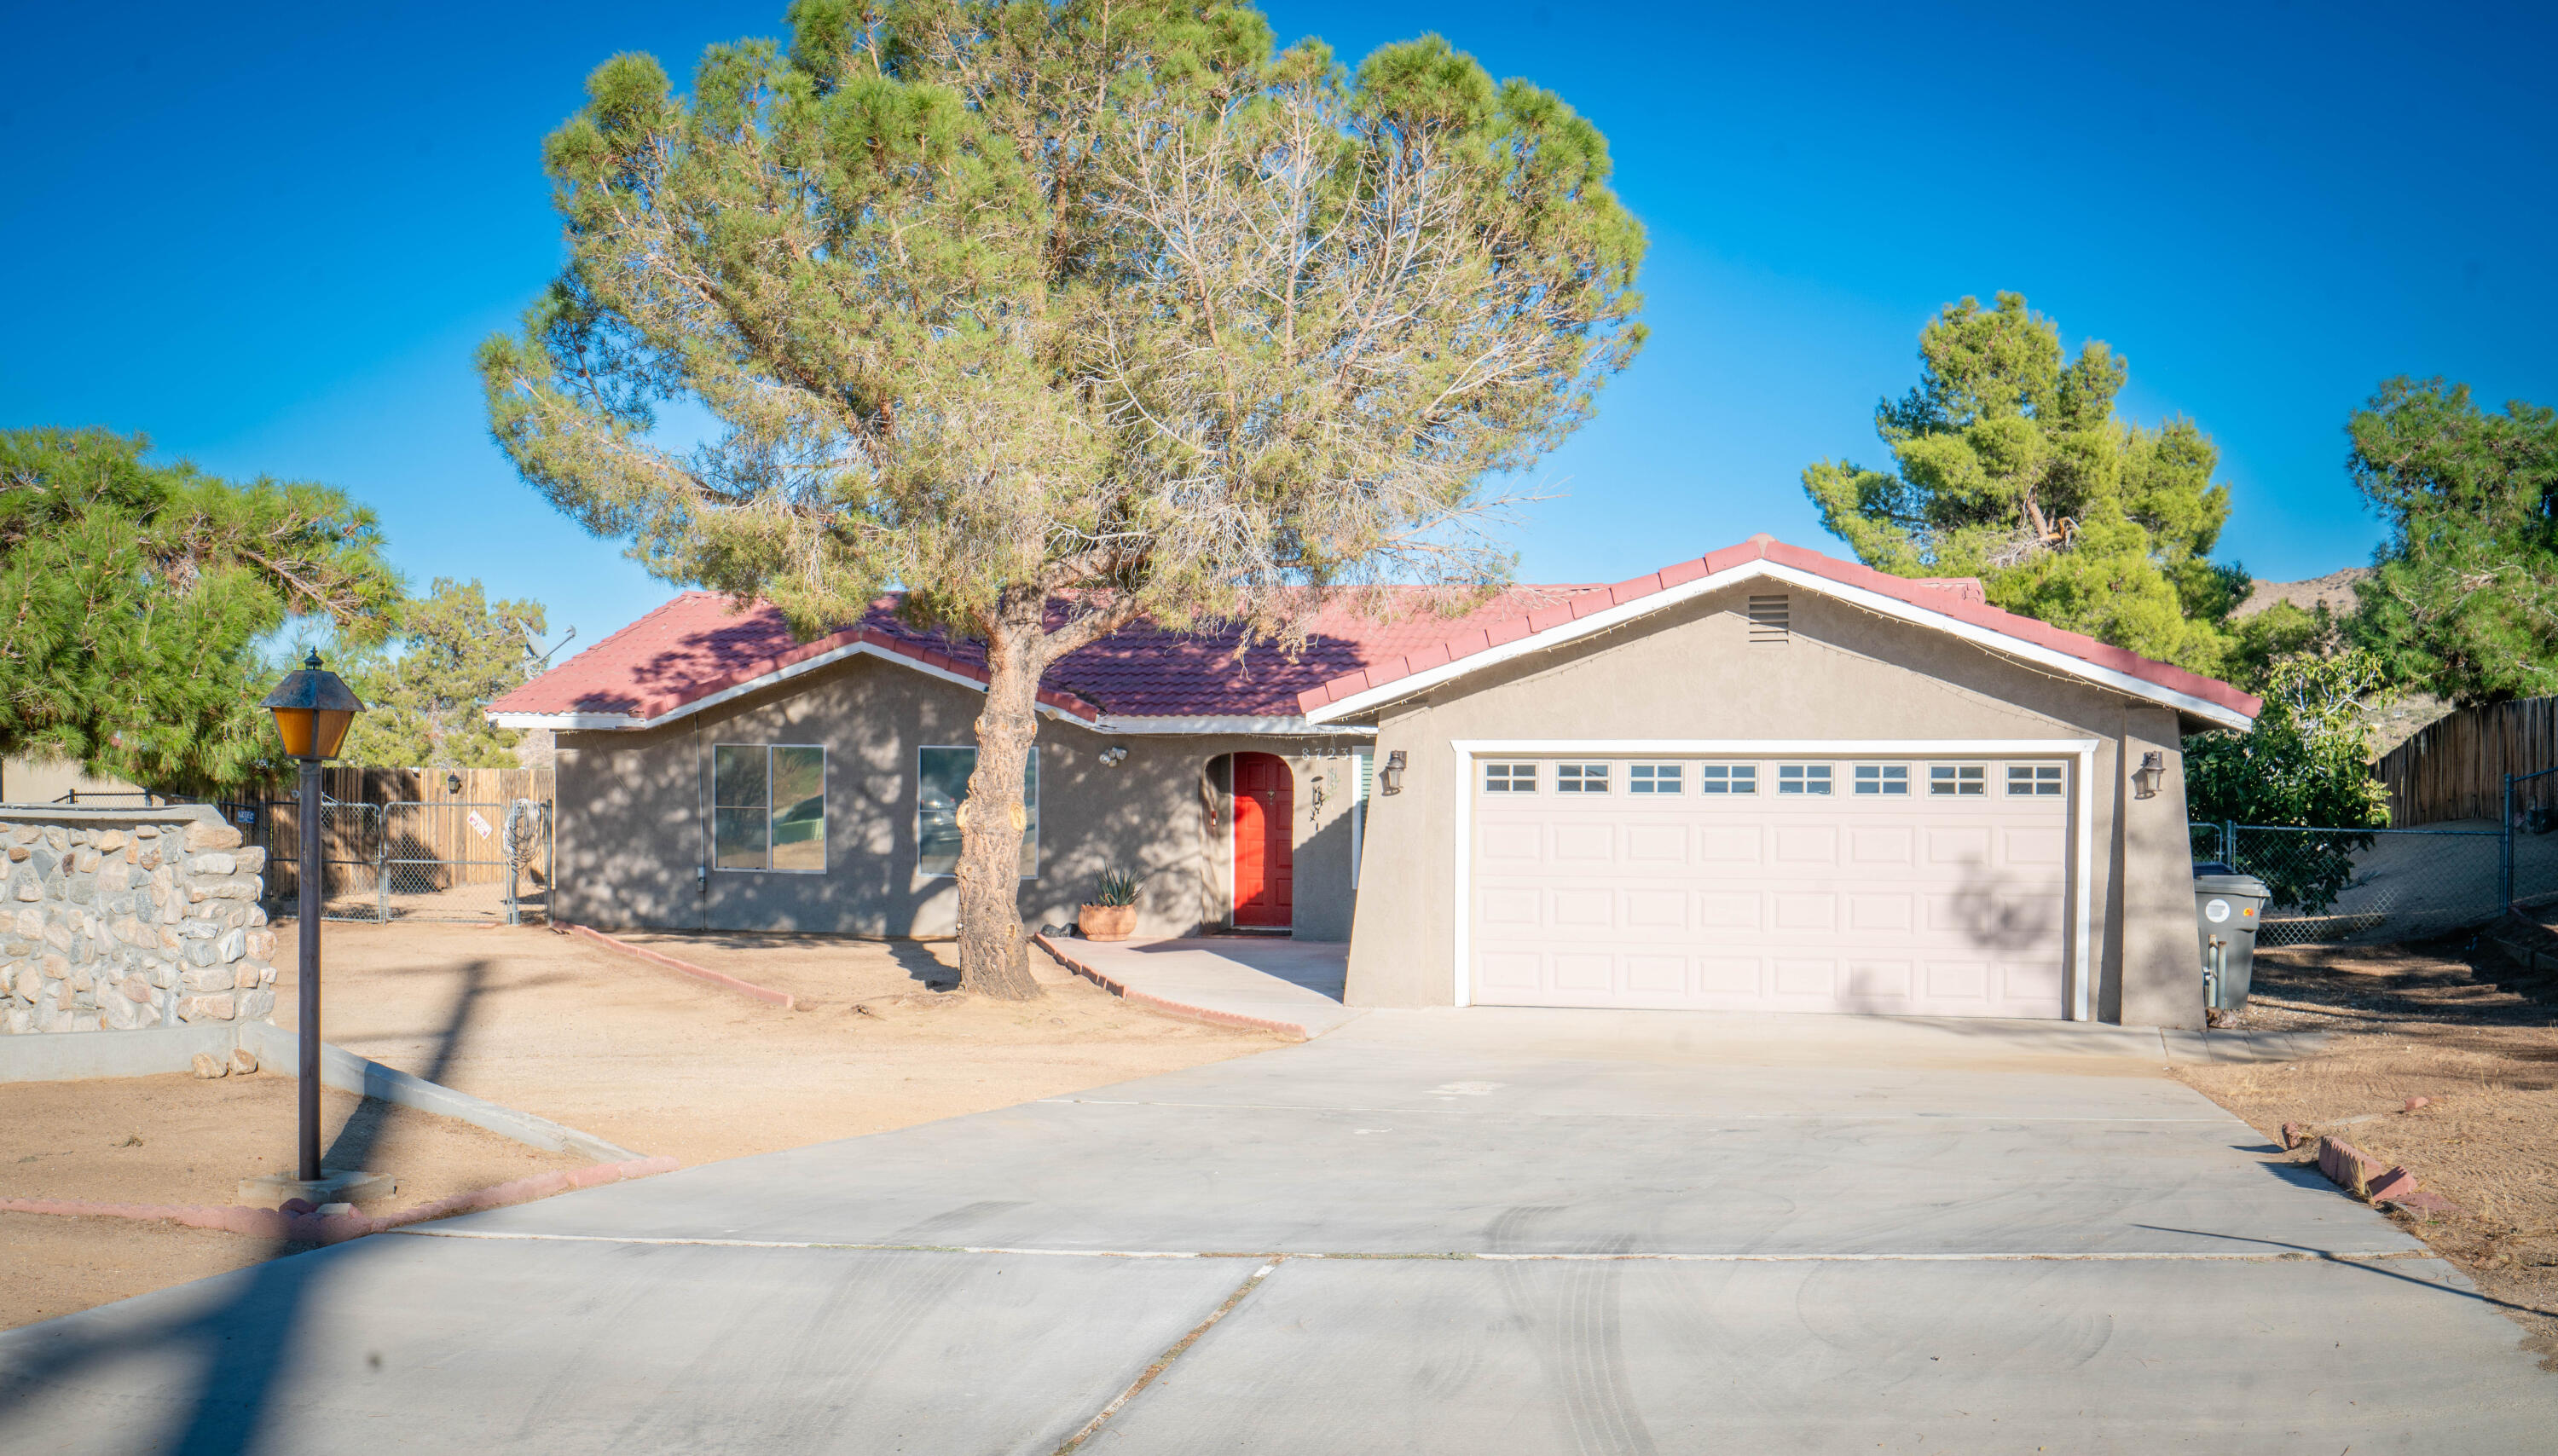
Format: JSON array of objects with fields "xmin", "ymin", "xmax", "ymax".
[
  {"xmin": 553, "ymin": 655, "xmax": 1367, "ymax": 940},
  {"xmin": 0, "ymin": 757, "xmax": 144, "ymax": 806},
  {"xmin": 1340, "ymin": 582, "xmax": 2208, "ymax": 1027}
]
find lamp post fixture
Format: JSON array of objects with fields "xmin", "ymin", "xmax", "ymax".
[{"xmin": 260, "ymin": 650, "xmax": 363, "ymax": 1188}]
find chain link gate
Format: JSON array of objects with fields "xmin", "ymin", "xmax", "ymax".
[
  {"xmin": 220, "ymin": 797, "xmax": 552, "ymax": 924},
  {"xmin": 383, "ymin": 800, "xmax": 553, "ymax": 923}
]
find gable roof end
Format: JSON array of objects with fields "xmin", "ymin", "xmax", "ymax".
[{"xmin": 1295, "ymin": 535, "xmax": 2263, "ymax": 731}]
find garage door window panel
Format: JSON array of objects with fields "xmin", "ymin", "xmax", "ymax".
[
  {"xmin": 1629, "ymin": 764, "xmax": 1683, "ymax": 794},
  {"xmin": 1777, "ymin": 764, "xmax": 1832, "ymax": 795},
  {"xmin": 2007, "ymin": 763, "xmax": 2065, "ymax": 796},
  {"xmin": 1930, "ymin": 765, "xmax": 1986, "ymax": 796},
  {"xmin": 1699, "ymin": 764, "xmax": 1757, "ymax": 794},
  {"xmin": 1484, "ymin": 762, "xmax": 1537, "ymax": 794},
  {"xmin": 1853, "ymin": 764, "xmax": 1908, "ymax": 795},
  {"xmin": 1556, "ymin": 763, "xmax": 1609, "ymax": 794}
]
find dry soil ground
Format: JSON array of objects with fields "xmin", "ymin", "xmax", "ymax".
[
  {"xmin": 2178, "ymin": 936, "xmax": 2558, "ymax": 1360},
  {"xmin": 0, "ymin": 1075, "xmax": 590, "ymax": 1330},
  {"xmin": 0, "ymin": 921, "xmax": 1282, "ymax": 1329}
]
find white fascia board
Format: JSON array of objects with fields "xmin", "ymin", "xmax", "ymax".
[
  {"xmin": 1092, "ymin": 715, "xmax": 1374, "ymax": 737},
  {"xmin": 484, "ymin": 639, "xmax": 1095, "ymax": 733},
  {"xmin": 1305, "ymin": 558, "xmax": 2255, "ymax": 732}
]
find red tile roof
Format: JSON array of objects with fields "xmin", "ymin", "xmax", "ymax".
[
  {"xmin": 1293, "ymin": 535, "xmax": 2263, "ymax": 723},
  {"xmin": 490, "ymin": 536, "xmax": 2260, "ymax": 729},
  {"xmin": 488, "ymin": 586, "xmax": 1606, "ymax": 724}
]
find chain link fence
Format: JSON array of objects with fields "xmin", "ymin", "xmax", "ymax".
[
  {"xmin": 2191, "ymin": 815, "xmax": 2558, "ymax": 946},
  {"xmin": 217, "ymin": 797, "xmax": 552, "ymax": 924}
]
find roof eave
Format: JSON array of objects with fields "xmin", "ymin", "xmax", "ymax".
[{"xmin": 1300, "ymin": 558, "xmax": 2259, "ymax": 734}]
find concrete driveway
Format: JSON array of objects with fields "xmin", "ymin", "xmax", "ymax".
[{"xmin": 4, "ymin": 1008, "xmax": 2553, "ymax": 1453}]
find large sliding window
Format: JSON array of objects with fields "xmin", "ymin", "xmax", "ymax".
[
  {"xmin": 917, "ymin": 746, "xmax": 1039, "ymax": 878},
  {"xmin": 715, "ymin": 744, "xmax": 826, "ymax": 872}
]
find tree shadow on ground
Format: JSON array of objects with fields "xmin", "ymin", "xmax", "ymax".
[{"xmin": 0, "ymin": 955, "xmax": 496, "ymax": 1453}]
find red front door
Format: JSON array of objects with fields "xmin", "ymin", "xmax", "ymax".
[{"xmin": 1232, "ymin": 753, "xmax": 1293, "ymax": 928}]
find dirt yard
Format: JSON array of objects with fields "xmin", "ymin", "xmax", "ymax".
[
  {"xmin": 270, "ymin": 921, "xmax": 1287, "ymax": 1165},
  {"xmin": 0, "ymin": 921, "xmax": 1285, "ymax": 1330},
  {"xmin": 0, "ymin": 1073, "xmax": 591, "ymax": 1330},
  {"xmin": 2176, "ymin": 937, "xmax": 2558, "ymax": 1362}
]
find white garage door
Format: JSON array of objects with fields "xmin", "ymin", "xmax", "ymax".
[{"xmin": 1468, "ymin": 754, "xmax": 2072, "ymax": 1018}]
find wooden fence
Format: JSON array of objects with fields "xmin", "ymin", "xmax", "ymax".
[
  {"xmin": 305, "ymin": 766, "xmax": 554, "ymax": 807},
  {"xmin": 234, "ymin": 766, "xmax": 556, "ymax": 902},
  {"xmin": 2376, "ymin": 696, "xmax": 2558, "ymax": 826}
]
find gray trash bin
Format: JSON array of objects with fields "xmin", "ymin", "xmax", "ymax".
[{"xmin": 2193, "ymin": 868, "xmax": 2272, "ymax": 1012}]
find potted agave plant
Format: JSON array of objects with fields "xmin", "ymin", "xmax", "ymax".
[{"xmin": 1077, "ymin": 870, "xmax": 1142, "ymax": 943}]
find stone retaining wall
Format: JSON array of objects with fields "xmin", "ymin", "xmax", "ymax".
[{"xmin": 2, "ymin": 805, "xmax": 278, "ymax": 1035}]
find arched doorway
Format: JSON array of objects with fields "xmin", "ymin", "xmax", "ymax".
[{"xmin": 1231, "ymin": 752, "xmax": 1293, "ymax": 930}]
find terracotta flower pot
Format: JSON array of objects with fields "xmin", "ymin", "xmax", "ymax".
[{"xmin": 1078, "ymin": 904, "xmax": 1137, "ymax": 942}]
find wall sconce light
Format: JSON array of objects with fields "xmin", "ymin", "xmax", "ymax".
[
  {"xmin": 2133, "ymin": 751, "xmax": 2164, "ymax": 800},
  {"xmin": 1378, "ymin": 750, "xmax": 1405, "ymax": 795},
  {"xmin": 445, "ymin": 771, "xmax": 463, "ymax": 795}
]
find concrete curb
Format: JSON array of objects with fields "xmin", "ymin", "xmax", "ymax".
[
  {"xmin": 0, "ymin": 1024, "xmax": 240, "ymax": 1083},
  {"xmin": 558, "ymin": 923, "xmax": 797, "ymax": 1010},
  {"xmin": 234, "ymin": 1022, "xmax": 644, "ymax": 1164},
  {"xmin": 0, "ymin": 1156, "xmax": 681, "ymax": 1247},
  {"xmin": 1033, "ymin": 936, "xmax": 1310, "ymax": 1042},
  {"xmin": 2, "ymin": 1021, "xmax": 641, "ymax": 1164}
]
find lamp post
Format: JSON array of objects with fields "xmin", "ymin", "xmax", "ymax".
[{"xmin": 261, "ymin": 650, "xmax": 363, "ymax": 1187}]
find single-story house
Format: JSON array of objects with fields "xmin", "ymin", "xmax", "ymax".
[{"xmin": 489, "ymin": 534, "xmax": 2259, "ymax": 1028}]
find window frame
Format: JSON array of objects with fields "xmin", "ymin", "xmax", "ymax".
[
  {"xmin": 1697, "ymin": 763, "xmax": 1759, "ymax": 795},
  {"xmin": 916, "ymin": 744, "xmax": 1040, "ymax": 880},
  {"xmin": 1853, "ymin": 763, "xmax": 1910, "ymax": 796},
  {"xmin": 2006, "ymin": 762, "xmax": 2067, "ymax": 797},
  {"xmin": 1628, "ymin": 763, "xmax": 1684, "ymax": 794},
  {"xmin": 1776, "ymin": 763, "xmax": 1834, "ymax": 796},
  {"xmin": 1929, "ymin": 764, "xmax": 1988, "ymax": 797},
  {"xmin": 1483, "ymin": 761, "xmax": 1538, "ymax": 794},
  {"xmin": 710, "ymin": 742, "xmax": 828, "ymax": 875},
  {"xmin": 1554, "ymin": 762, "xmax": 1611, "ymax": 794}
]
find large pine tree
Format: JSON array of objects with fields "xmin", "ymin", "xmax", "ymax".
[
  {"xmin": 479, "ymin": 1, "xmax": 1646, "ymax": 997},
  {"xmin": 1803, "ymin": 293, "xmax": 2243, "ymax": 674},
  {"xmin": 0, "ymin": 428, "xmax": 399, "ymax": 796},
  {"xmin": 2346, "ymin": 378, "xmax": 2558, "ymax": 704}
]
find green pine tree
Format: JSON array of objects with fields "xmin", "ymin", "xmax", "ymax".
[
  {"xmin": 2346, "ymin": 378, "xmax": 2558, "ymax": 704},
  {"xmin": 479, "ymin": 1, "xmax": 1646, "ymax": 997},
  {"xmin": 0, "ymin": 428, "xmax": 401, "ymax": 797},
  {"xmin": 1803, "ymin": 293, "xmax": 2243, "ymax": 675},
  {"xmin": 334, "ymin": 579, "xmax": 549, "ymax": 769}
]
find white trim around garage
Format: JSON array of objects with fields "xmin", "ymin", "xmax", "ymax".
[
  {"xmin": 1446, "ymin": 738, "xmax": 2102, "ymax": 1021},
  {"xmin": 1305, "ymin": 558, "xmax": 2254, "ymax": 733}
]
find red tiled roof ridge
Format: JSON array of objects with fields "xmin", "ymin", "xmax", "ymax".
[
  {"xmin": 1292, "ymin": 536, "xmax": 2263, "ymax": 722},
  {"xmin": 490, "ymin": 545, "xmax": 2259, "ymax": 727},
  {"xmin": 490, "ymin": 583, "xmax": 1600, "ymax": 723}
]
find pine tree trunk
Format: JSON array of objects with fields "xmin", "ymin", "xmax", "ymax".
[{"xmin": 955, "ymin": 598, "xmax": 1046, "ymax": 1001}]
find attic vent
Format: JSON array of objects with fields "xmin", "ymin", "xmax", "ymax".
[{"xmin": 1745, "ymin": 594, "xmax": 1791, "ymax": 644}]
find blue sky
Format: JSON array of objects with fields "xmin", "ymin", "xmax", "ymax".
[{"xmin": 5, "ymin": 1, "xmax": 2552, "ymax": 654}]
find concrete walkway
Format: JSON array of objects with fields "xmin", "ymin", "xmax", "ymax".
[
  {"xmin": 1036, "ymin": 934, "xmax": 1367, "ymax": 1038},
  {"xmin": 2, "ymin": 1009, "xmax": 2547, "ymax": 1453}
]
